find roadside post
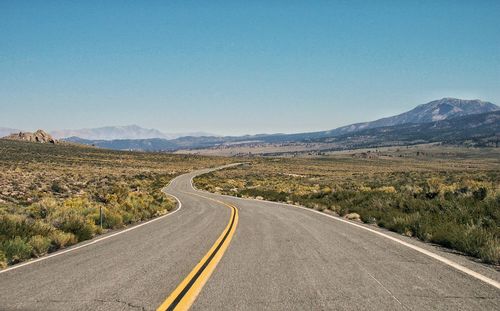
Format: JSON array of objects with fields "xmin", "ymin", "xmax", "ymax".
[{"xmin": 99, "ymin": 207, "xmax": 103, "ymax": 229}]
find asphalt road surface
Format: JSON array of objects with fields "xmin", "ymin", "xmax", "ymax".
[{"xmin": 1, "ymin": 166, "xmax": 499, "ymax": 310}]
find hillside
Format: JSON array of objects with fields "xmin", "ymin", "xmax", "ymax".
[
  {"xmin": 316, "ymin": 110, "xmax": 500, "ymax": 149},
  {"xmin": 64, "ymin": 135, "xmax": 269, "ymax": 151},
  {"xmin": 325, "ymin": 98, "xmax": 498, "ymax": 137},
  {"xmin": 223, "ymin": 98, "xmax": 500, "ymax": 143}
]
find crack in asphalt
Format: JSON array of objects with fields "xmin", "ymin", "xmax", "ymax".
[
  {"xmin": 398, "ymin": 294, "xmax": 498, "ymax": 299},
  {"xmin": 111, "ymin": 298, "xmax": 148, "ymax": 311}
]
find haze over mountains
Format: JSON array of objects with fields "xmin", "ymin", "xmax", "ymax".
[
  {"xmin": 50, "ymin": 125, "xmax": 214, "ymax": 140},
  {"xmin": 0, "ymin": 127, "xmax": 21, "ymax": 138},
  {"xmin": 57, "ymin": 98, "xmax": 499, "ymax": 153}
]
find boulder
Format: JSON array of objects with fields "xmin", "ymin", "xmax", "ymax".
[
  {"xmin": 3, "ymin": 130, "xmax": 57, "ymax": 144},
  {"xmin": 345, "ymin": 213, "xmax": 361, "ymax": 221}
]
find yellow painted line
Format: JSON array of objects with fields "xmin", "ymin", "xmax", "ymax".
[{"xmin": 156, "ymin": 193, "xmax": 239, "ymax": 311}]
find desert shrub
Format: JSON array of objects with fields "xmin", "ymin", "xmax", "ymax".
[
  {"xmin": 56, "ymin": 213, "xmax": 96, "ymax": 241},
  {"xmin": 29, "ymin": 220, "xmax": 54, "ymax": 237},
  {"xmin": 101, "ymin": 207, "xmax": 124, "ymax": 229},
  {"xmin": 49, "ymin": 231, "xmax": 77, "ymax": 249},
  {"xmin": 122, "ymin": 193, "xmax": 148, "ymax": 222},
  {"xmin": 51, "ymin": 180, "xmax": 67, "ymax": 194},
  {"xmin": 120, "ymin": 211, "xmax": 134, "ymax": 225},
  {"xmin": 119, "ymin": 191, "xmax": 172, "ymax": 222},
  {"xmin": 240, "ymin": 189, "xmax": 289, "ymax": 202},
  {"xmin": 360, "ymin": 212, "xmax": 377, "ymax": 224},
  {"xmin": 430, "ymin": 222, "xmax": 463, "ymax": 248},
  {"xmin": 0, "ymin": 215, "xmax": 52, "ymax": 241},
  {"xmin": 457, "ymin": 226, "xmax": 497, "ymax": 260},
  {"xmin": 473, "ymin": 187, "xmax": 487, "ymax": 201},
  {"xmin": 26, "ymin": 197, "xmax": 60, "ymax": 219},
  {"xmin": 477, "ymin": 238, "xmax": 500, "ymax": 264},
  {"xmin": 376, "ymin": 186, "xmax": 397, "ymax": 193},
  {"xmin": 29, "ymin": 235, "xmax": 51, "ymax": 257},
  {"xmin": 63, "ymin": 197, "xmax": 98, "ymax": 216},
  {"xmin": 0, "ymin": 214, "xmax": 25, "ymax": 240},
  {"xmin": 1, "ymin": 237, "xmax": 33, "ymax": 264},
  {"xmin": 0, "ymin": 250, "xmax": 7, "ymax": 269},
  {"xmin": 388, "ymin": 213, "xmax": 421, "ymax": 236},
  {"xmin": 428, "ymin": 223, "xmax": 500, "ymax": 264}
]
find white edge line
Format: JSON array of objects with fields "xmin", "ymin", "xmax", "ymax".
[
  {"xmin": 189, "ymin": 167, "xmax": 500, "ymax": 290},
  {"xmin": 0, "ymin": 177, "xmax": 183, "ymax": 275}
]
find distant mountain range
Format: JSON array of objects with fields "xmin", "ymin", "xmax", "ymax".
[
  {"xmin": 50, "ymin": 125, "xmax": 214, "ymax": 140},
  {"xmin": 61, "ymin": 98, "xmax": 499, "ymax": 152}
]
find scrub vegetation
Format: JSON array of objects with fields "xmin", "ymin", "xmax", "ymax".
[
  {"xmin": 0, "ymin": 139, "xmax": 229, "ymax": 267},
  {"xmin": 194, "ymin": 146, "xmax": 500, "ymax": 264}
]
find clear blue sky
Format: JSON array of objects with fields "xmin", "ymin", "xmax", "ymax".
[{"xmin": 1, "ymin": 1, "xmax": 499, "ymax": 135}]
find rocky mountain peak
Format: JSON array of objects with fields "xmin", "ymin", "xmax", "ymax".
[{"xmin": 328, "ymin": 98, "xmax": 498, "ymax": 137}]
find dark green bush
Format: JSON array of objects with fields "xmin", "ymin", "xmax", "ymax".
[
  {"xmin": 51, "ymin": 181, "xmax": 65, "ymax": 193},
  {"xmin": 0, "ymin": 215, "xmax": 52, "ymax": 241},
  {"xmin": 101, "ymin": 208, "xmax": 124, "ymax": 229},
  {"xmin": 473, "ymin": 187, "xmax": 487, "ymax": 201},
  {"xmin": 2, "ymin": 237, "xmax": 33, "ymax": 264},
  {"xmin": 56, "ymin": 213, "xmax": 96, "ymax": 242}
]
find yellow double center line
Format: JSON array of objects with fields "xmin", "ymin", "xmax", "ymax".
[{"xmin": 156, "ymin": 193, "xmax": 239, "ymax": 311}]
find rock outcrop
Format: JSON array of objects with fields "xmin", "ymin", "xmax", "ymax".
[
  {"xmin": 344, "ymin": 213, "xmax": 361, "ymax": 221},
  {"xmin": 3, "ymin": 130, "xmax": 57, "ymax": 144}
]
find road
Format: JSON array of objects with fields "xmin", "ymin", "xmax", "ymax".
[{"xmin": 1, "ymin": 166, "xmax": 499, "ymax": 310}]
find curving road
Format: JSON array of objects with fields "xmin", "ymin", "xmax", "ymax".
[{"xmin": 1, "ymin": 165, "xmax": 499, "ymax": 310}]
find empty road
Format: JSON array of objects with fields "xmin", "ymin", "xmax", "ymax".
[{"xmin": 1, "ymin": 166, "xmax": 499, "ymax": 310}]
